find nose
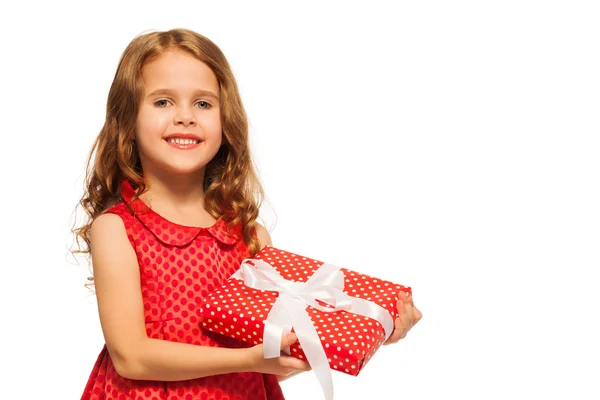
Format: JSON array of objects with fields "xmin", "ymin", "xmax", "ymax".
[{"xmin": 174, "ymin": 107, "xmax": 196, "ymax": 126}]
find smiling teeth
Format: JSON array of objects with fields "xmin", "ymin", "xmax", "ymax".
[{"xmin": 167, "ymin": 138, "xmax": 200, "ymax": 145}]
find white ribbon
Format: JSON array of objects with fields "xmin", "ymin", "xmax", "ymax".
[{"xmin": 230, "ymin": 258, "xmax": 394, "ymax": 400}]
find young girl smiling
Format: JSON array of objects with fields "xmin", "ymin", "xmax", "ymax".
[{"xmin": 75, "ymin": 28, "xmax": 420, "ymax": 400}]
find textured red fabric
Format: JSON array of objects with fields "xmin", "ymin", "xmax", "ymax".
[{"xmin": 81, "ymin": 179, "xmax": 285, "ymax": 400}]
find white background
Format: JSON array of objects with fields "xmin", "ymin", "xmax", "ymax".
[{"xmin": 0, "ymin": 1, "xmax": 598, "ymax": 399}]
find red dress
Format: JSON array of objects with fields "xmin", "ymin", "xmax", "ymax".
[{"xmin": 81, "ymin": 180, "xmax": 285, "ymax": 400}]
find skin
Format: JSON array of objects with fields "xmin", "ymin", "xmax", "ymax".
[
  {"xmin": 383, "ymin": 292, "xmax": 423, "ymax": 345},
  {"xmin": 134, "ymin": 49, "xmax": 224, "ymax": 226},
  {"xmin": 91, "ymin": 49, "xmax": 421, "ymax": 384}
]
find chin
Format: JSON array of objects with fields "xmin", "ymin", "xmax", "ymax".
[
  {"xmin": 169, "ymin": 166, "xmax": 207, "ymax": 176},
  {"xmin": 157, "ymin": 161, "xmax": 206, "ymax": 176}
]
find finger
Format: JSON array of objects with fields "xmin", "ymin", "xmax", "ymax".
[
  {"xmin": 396, "ymin": 292, "xmax": 413, "ymax": 317},
  {"xmin": 400, "ymin": 291, "xmax": 413, "ymax": 306},
  {"xmin": 386, "ymin": 315, "xmax": 407, "ymax": 344},
  {"xmin": 397, "ymin": 290, "xmax": 409, "ymax": 304},
  {"xmin": 384, "ymin": 329, "xmax": 403, "ymax": 345},
  {"xmin": 402, "ymin": 307, "xmax": 422, "ymax": 338},
  {"xmin": 407, "ymin": 298, "xmax": 422, "ymax": 328},
  {"xmin": 388, "ymin": 295, "xmax": 415, "ymax": 345},
  {"xmin": 280, "ymin": 355, "xmax": 312, "ymax": 371},
  {"xmin": 396, "ymin": 296, "xmax": 406, "ymax": 316},
  {"xmin": 404, "ymin": 302, "xmax": 416, "ymax": 330},
  {"xmin": 396, "ymin": 297, "xmax": 404, "ymax": 314},
  {"xmin": 399, "ymin": 325, "xmax": 408, "ymax": 339},
  {"xmin": 401, "ymin": 294, "xmax": 419, "ymax": 327},
  {"xmin": 280, "ymin": 332, "xmax": 298, "ymax": 349},
  {"xmin": 396, "ymin": 301, "xmax": 411, "ymax": 334},
  {"xmin": 413, "ymin": 305, "xmax": 423, "ymax": 325}
]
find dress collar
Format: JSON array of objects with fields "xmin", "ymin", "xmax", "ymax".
[{"xmin": 119, "ymin": 179, "xmax": 239, "ymax": 247}]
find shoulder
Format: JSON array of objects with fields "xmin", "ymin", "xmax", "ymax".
[
  {"xmin": 92, "ymin": 211, "xmax": 125, "ymax": 229},
  {"xmin": 91, "ymin": 202, "xmax": 137, "ymax": 239},
  {"xmin": 253, "ymin": 222, "xmax": 272, "ymax": 250},
  {"xmin": 90, "ymin": 213, "xmax": 138, "ymax": 273},
  {"xmin": 90, "ymin": 213, "xmax": 128, "ymax": 244},
  {"xmin": 103, "ymin": 201, "xmax": 134, "ymax": 223}
]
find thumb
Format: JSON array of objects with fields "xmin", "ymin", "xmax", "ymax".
[{"xmin": 281, "ymin": 332, "xmax": 298, "ymax": 349}]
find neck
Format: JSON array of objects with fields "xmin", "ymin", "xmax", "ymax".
[{"xmin": 140, "ymin": 168, "xmax": 207, "ymax": 211}]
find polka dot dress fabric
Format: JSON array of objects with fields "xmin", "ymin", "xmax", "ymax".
[
  {"xmin": 81, "ymin": 180, "xmax": 285, "ymax": 400},
  {"xmin": 200, "ymin": 246, "xmax": 411, "ymax": 376}
]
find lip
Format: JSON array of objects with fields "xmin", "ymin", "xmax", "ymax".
[{"xmin": 164, "ymin": 133, "xmax": 203, "ymax": 141}]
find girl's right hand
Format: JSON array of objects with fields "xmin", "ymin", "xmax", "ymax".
[{"xmin": 245, "ymin": 332, "xmax": 312, "ymax": 377}]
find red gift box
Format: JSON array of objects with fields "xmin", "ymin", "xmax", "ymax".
[{"xmin": 199, "ymin": 246, "xmax": 411, "ymax": 376}]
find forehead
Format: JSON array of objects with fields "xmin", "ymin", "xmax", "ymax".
[{"xmin": 141, "ymin": 50, "xmax": 219, "ymax": 94}]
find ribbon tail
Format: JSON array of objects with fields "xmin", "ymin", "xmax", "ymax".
[
  {"xmin": 263, "ymin": 297, "xmax": 292, "ymax": 358},
  {"xmin": 281, "ymin": 294, "xmax": 334, "ymax": 400}
]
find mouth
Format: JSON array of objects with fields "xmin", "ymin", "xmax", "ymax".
[
  {"xmin": 165, "ymin": 137, "xmax": 201, "ymax": 145},
  {"xmin": 164, "ymin": 136, "xmax": 203, "ymax": 150}
]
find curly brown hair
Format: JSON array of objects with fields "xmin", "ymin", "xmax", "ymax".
[{"xmin": 71, "ymin": 28, "xmax": 265, "ymax": 280}]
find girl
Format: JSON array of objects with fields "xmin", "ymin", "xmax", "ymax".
[{"xmin": 74, "ymin": 28, "xmax": 421, "ymax": 400}]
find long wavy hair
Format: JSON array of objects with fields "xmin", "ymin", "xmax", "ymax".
[{"xmin": 71, "ymin": 29, "xmax": 265, "ymax": 281}]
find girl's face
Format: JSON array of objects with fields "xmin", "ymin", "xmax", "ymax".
[{"xmin": 135, "ymin": 49, "xmax": 222, "ymax": 178}]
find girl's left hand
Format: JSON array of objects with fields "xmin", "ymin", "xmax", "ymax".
[{"xmin": 383, "ymin": 291, "xmax": 422, "ymax": 345}]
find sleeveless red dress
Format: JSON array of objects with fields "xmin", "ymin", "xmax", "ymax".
[{"xmin": 81, "ymin": 180, "xmax": 285, "ymax": 400}]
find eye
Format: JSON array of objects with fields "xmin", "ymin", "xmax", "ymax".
[
  {"xmin": 154, "ymin": 99, "xmax": 170, "ymax": 108},
  {"xmin": 196, "ymin": 101, "xmax": 212, "ymax": 109}
]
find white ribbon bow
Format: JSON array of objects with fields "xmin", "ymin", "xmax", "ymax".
[{"xmin": 230, "ymin": 258, "xmax": 394, "ymax": 400}]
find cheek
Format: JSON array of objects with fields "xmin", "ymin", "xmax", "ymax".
[
  {"xmin": 203, "ymin": 112, "xmax": 221, "ymax": 129},
  {"xmin": 207, "ymin": 126, "xmax": 223, "ymax": 147},
  {"xmin": 205, "ymin": 115, "xmax": 222, "ymax": 139},
  {"xmin": 136, "ymin": 110, "xmax": 170, "ymax": 139}
]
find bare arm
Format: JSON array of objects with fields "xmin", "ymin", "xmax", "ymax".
[
  {"xmin": 91, "ymin": 214, "xmax": 255, "ymax": 381},
  {"xmin": 254, "ymin": 222, "xmax": 273, "ymax": 249}
]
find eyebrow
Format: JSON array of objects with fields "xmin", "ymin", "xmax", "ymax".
[{"xmin": 146, "ymin": 88, "xmax": 220, "ymax": 100}]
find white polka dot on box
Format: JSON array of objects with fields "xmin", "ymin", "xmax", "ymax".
[{"xmin": 199, "ymin": 245, "xmax": 411, "ymax": 376}]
